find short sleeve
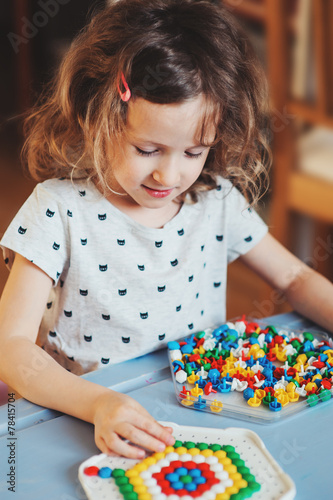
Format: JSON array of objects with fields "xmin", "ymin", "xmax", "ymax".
[
  {"xmin": 0, "ymin": 182, "xmax": 69, "ymax": 284},
  {"xmin": 225, "ymin": 185, "xmax": 268, "ymax": 263}
]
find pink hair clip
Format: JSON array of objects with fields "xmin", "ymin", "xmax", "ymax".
[{"xmin": 117, "ymin": 73, "xmax": 131, "ymax": 102}]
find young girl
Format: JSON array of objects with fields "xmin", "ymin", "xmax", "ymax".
[{"xmin": 0, "ymin": 0, "xmax": 332, "ymax": 459}]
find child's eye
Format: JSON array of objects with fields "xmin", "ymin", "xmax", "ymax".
[
  {"xmin": 185, "ymin": 151, "xmax": 203, "ymax": 159},
  {"xmin": 135, "ymin": 147, "xmax": 157, "ymax": 157}
]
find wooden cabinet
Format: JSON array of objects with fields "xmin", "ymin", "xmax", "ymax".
[{"xmin": 223, "ymin": 0, "xmax": 333, "ymax": 280}]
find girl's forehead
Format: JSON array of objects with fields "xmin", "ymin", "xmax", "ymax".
[{"xmin": 126, "ymin": 96, "xmax": 216, "ymax": 146}]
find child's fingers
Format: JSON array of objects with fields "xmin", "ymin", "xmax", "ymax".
[
  {"xmin": 139, "ymin": 418, "xmax": 175, "ymax": 447},
  {"xmin": 137, "ymin": 414, "xmax": 174, "ymax": 437},
  {"xmin": 96, "ymin": 421, "xmax": 174, "ymax": 458},
  {"xmin": 94, "ymin": 393, "xmax": 175, "ymax": 457},
  {"xmin": 163, "ymin": 426, "xmax": 174, "ymax": 435},
  {"xmin": 116, "ymin": 418, "xmax": 175, "ymax": 453},
  {"xmin": 101, "ymin": 431, "xmax": 146, "ymax": 459},
  {"xmin": 124, "ymin": 401, "xmax": 175, "ymax": 446}
]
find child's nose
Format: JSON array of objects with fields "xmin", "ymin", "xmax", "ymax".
[{"xmin": 152, "ymin": 157, "xmax": 180, "ymax": 187}]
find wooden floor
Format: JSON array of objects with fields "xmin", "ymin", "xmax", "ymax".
[{"xmin": 0, "ymin": 126, "xmax": 291, "ymax": 321}]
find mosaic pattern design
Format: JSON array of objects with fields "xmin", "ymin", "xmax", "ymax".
[{"xmin": 84, "ymin": 440, "xmax": 261, "ymax": 500}]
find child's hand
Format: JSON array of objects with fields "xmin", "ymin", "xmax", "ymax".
[{"xmin": 92, "ymin": 390, "xmax": 175, "ymax": 458}]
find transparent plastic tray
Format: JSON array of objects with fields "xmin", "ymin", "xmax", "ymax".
[
  {"xmin": 78, "ymin": 422, "xmax": 296, "ymax": 500},
  {"xmin": 168, "ymin": 318, "xmax": 333, "ymax": 423}
]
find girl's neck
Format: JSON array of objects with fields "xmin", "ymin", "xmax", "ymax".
[{"xmin": 108, "ymin": 193, "xmax": 182, "ymax": 228}]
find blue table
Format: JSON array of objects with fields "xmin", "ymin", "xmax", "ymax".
[{"xmin": 0, "ymin": 312, "xmax": 331, "ymax": 500}]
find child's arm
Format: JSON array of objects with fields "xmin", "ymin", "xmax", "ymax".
[
  {"xmin": 0, "ymin": 254, "xmax": 174, "ymax": 458},
  {"xmin": 240, "ymin": 233, "xmax": 333, "ymax": 333}
]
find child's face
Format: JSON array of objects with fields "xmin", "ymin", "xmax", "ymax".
[{"xmin": 108, "ymin": 95, "xmax": 215, "ymax": 212}]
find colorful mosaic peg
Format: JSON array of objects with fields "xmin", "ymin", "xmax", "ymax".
[
  {"xmin": 84, "ymin": 441, "xmax": 260, "ymax": 500},
  {"xmin": 168, "ymin": 317, "xmax": 333, "ymax": 413}
]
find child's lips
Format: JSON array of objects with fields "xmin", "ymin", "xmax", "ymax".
[{"xmin": 143, "ymin": 185, "xmax": 174, "ymax": 198}]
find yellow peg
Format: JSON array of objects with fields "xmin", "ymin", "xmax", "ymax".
[
  {"xmin": 210, "ymin": 399, "xmax": 223, "ymax": 413},
  {"xmin": 191, "ymin": 383, "xmax": 203, "ymax": 397}
]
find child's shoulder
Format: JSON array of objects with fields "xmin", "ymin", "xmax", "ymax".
[
  {"xmin": 200, "ymin": 177, "xmax": 246, "ymax": 207},
  {"xmin": 32, "ymin": 178, "xmax": 98, "ymax": 204}
]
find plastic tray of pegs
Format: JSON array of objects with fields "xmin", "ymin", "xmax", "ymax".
[
  {"xmin": 167, "ymin": 318, "xmax": 333, "ymax": 423},
  {"xmin": 78, "ymin": 422, "xmax": 296, "ymax": 500}
]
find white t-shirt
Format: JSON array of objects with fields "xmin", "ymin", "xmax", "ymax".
[{"xmin": 0, "ymin": 178, "xmax": 268, "ymax": 374}]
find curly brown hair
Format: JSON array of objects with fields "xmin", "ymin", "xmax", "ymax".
[{"xmin": 22, "ymin": 0, "xmax": 271, "ymax": 205}]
